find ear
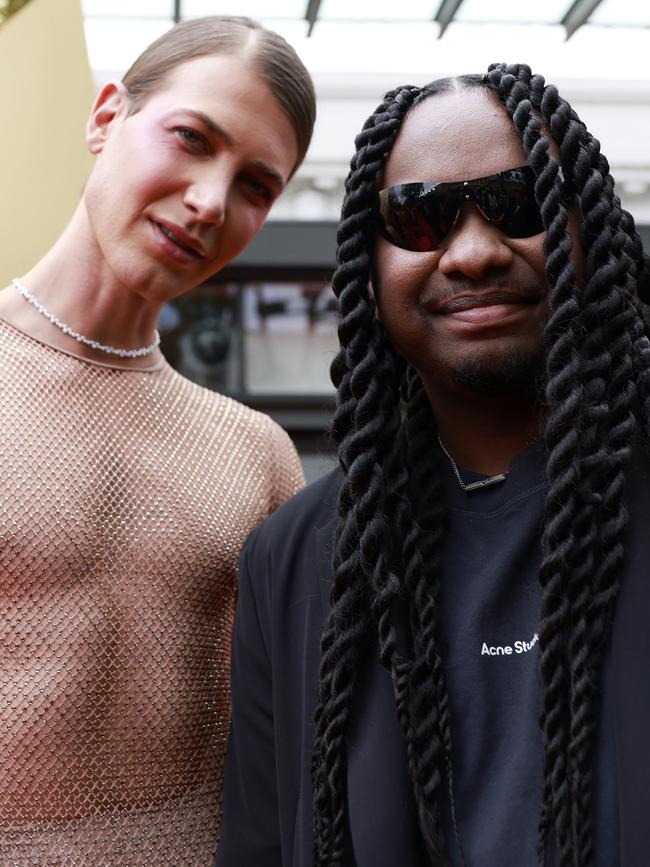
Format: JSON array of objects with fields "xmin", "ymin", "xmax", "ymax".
[{"xmin": 86, "ymin": 82, "xmax": 129, "ymax": 155}]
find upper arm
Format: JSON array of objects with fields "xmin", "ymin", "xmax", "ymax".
[{"xmin": 265, "ymin": 420, "xmax": 305, "ymax": 513}]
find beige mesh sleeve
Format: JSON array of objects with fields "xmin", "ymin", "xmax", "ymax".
[{"xmin": 261, "ymin": 416, "xmax": 306, "ymax": 514}]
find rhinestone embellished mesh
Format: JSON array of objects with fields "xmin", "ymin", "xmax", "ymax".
[{"xmin": 0, "ymin": 320, "xmax": 304, "ymax": 866}]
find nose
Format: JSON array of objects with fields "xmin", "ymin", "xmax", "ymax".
[
  {"xmin": 183, "ymin": 174, "xmax": 228, "ymax": 228},
  {"xmin": 437, "ymin": 204, "xmax": 514, "ymax": 280}
]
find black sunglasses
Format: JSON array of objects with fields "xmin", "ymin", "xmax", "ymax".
[{"xmin": 374, "ymin": 165, "xmax": 570, "ymax": 252}]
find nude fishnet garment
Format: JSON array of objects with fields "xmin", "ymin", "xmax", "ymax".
[{"xmin": 0, "ymin": 319, "xmax": 304, "ymax": 866}]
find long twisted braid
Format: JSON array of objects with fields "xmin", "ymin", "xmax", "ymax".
[
  {"xmin": 313, "ymin": 85, "xmax": 428, "ymax": 866},
  {"xmin": 402, "ymin": 372, "xmax": 464, "ymax": 863},
  {"xmin": 484, "ymin": 63, "xmax": 648, "ymax": 865},
  {"xmin": 313, "ymin": 64, "xmax": 650, "ymax": 867}
]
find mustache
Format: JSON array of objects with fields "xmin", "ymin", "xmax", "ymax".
[{"xmin": 426, "ymin": 279, "xmax": 548, "ymax": 310}]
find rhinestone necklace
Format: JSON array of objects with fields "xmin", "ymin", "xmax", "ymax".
[
  {"xmin": 11, "ymin": 278, "xmax": 161, "ymax": 359},
  {"xmin": 437, "ymin": 435, "xmax": 508, "ymax": 492}
]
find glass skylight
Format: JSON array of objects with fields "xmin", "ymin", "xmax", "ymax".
[
  {"xmin": 80, "ymin": 0, "xmax": 650, "ymax": 82},
  {"xmin": 182, "ymin": 0, "xmax": 305, "ymax": 17},
  {"xmin": 590, "ymin": 0, "xmax": 650, "ymax": 27},
  {"xmin": 455, "ymin": 0, "xmax": 569, "ymax": 24},
  {"xmin": 318, "ymin": 0, "xmax": 434, "ymax": 20},
  {"xmin": 84, "ymin": 18, "xmax": 172, "ymax": 72},
  {"xmin": 81, "ymin": 0, "xmax": 171, "ymax": 17}
]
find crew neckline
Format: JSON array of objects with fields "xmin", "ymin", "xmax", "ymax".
[
  {"xmin": 0, "ymin": 315, "xmax": 168, "ymax": 373},
  {"xmin": 439, "ymin": 439, "xmax": 548, "ymax": 514}
]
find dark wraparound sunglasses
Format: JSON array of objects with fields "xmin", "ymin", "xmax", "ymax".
[{"xmin": 374, "ymin": 165, "xmax": 571, "ymax": 252}]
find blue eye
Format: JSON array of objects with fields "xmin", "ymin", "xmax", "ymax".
[{"xmin": 177, "ymin": 128, "xmax": 207, "ymax": 151}]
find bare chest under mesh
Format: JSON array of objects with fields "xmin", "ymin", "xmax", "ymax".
[{"xmin": 0, "ymin": 336, "xmax": 268, "ymax": 864}]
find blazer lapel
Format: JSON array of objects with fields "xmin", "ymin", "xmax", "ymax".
[
  {"xmin": 346, "ymin": 646, "xmax": 424, "ymax": 866},
  {"xmin": 315, "ymin": 514, "xmax": 336, "ymax": 617},
  {"xmin": 311, "ymin": 478, "xmax": 422, "ymax": 866}
]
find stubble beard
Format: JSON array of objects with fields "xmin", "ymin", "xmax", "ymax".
[{"xmin": 452, "ymin": 344, "xmax": 546, "ymax": 402}]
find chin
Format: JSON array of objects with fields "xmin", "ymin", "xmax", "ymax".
[
  {"xmin": 123, "ymin": 269, "xmax": 195, "ymax": 304},
  {"xmin": 452, "ymin": 346, "xmax": 546, "ymax": 398}
]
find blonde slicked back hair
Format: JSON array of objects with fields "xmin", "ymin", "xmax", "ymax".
[{"xmin": 121, "ymin": 16, "xmax": 316, "ymax": 172}]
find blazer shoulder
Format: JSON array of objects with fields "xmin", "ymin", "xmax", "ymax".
[{"xmin": 240, "ymin": 469, "xmax": 338, "ymax": 625}]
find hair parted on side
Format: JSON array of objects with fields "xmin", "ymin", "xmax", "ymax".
[
  {"xmin": 312, "ymin": 63, "xmax": 650, "ymax": 867},
  {"xmin": 121, "ymin": 16, "xmax": 316, "ymax": 172}
]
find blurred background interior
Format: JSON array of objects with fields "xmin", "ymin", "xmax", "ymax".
[{"xmin": 2, "ymin": 0, "xmax": 649, "ymax": 480}]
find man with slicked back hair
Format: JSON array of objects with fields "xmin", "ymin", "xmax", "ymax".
[
  {"xmin": 0, "ymin": 15, "xmax": 315, "ymax": 866},
  {"xmin": 216, "ymin": 64, "xmax": 650, "ymax": 867}
]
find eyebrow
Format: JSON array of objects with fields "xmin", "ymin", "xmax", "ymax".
[{"xmin": 178, "ymin": 109, "xmax": 287, "ymax": 188}]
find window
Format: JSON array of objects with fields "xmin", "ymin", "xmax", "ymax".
[{"xmin": 160, "ymin": 276, "xmax": 337, "ymax": 400}]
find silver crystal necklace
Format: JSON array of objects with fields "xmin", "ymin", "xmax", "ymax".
[
  {"xmin": 437, "ymin": 435, "xmax": 508, "ymax": 493},
  {"xmin": 11, "ymin": 278, "xmax": 160, "ymax": 359}
]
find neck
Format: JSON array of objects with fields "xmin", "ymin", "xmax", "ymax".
[
  {"xmin": 425, "ymin": 380, "xmax": 543, "ymax": 475},
  {"xmin": 0, "ymin": 202, "xmax": 166, "ymax": 369}
]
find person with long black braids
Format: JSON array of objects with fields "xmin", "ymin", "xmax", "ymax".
[{"xmin": 215, "ymin": 64, "xmax": 650, "ymax": 867}]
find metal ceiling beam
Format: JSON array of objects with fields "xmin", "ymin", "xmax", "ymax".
[
  {"xmin": 305, "ymin": 0, "xmax": 322, "ymax": 37},
  {"xmin": 562, "ymin": 0, "xmax": 603, "ymax": 39},
  {"xmin": 434, "ymin": 0, "xmax": 465, "ymax": 38},
  {"xmin": 173, "ymin": 0, "xmax": 181, "ymax": 24}
]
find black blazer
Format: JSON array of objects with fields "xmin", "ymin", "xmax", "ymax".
[{"xmin": 215, "ymin": 468, "xmax": 650, "ymax": 866}]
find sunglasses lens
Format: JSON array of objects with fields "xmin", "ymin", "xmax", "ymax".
[
  {"xmin": 476, "ymin": 169, "xmax": 543, "ymax": 238},
  {"xmin": 499, "ymin": 194, "xmax": 544, "ymax": 238},
  {"xmin": 376, "ymin": 166, "xmax": 545, "ymax": 252},
  {"xmin": 377, "ymin": 183, "xmax": 448, "ymax": 251}
]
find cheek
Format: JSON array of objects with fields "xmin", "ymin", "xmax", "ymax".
[
  {"xmin": 221, "ymin": 206, "xmax": 268, "ymax": 260},
  {"xmin": 531, "ymin": 237, "xmax": 547, "ymax": 275},
  {"xmin": 120, "ymin": 133, "xmax": 180, "ymax": 197},
  {"xmin": 374, "ymin": 241, "xmax": 439, "ymax": 296},
  {"xmin": 509, "ymin": 235, "xmax": 547, "ymax": 281},
  {"xmin": 374, "ymin": 248, "xmax": 435, "ymax": 328},
  {"xmin": 84, "ymin": 169, "xmax": 115, "ymax": 233}
]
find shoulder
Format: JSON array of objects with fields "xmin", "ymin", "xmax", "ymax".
[
  {"xmin": 249, "ymin": 469, "xmax": 338, "ymax": 543},
  {"xmin": 160, "ymin": 365, "xmax": 303, "ymax": 488},
  {"xmin": 243, "ymin": 469, "xmax": 338, "ymax": 577},
  {"xmin": 159, "ymin": 365, "xmax": 280, "ymax": 438},
  {"xmin": 160, "ymin": 365, "xmax": 293, "ymax": 450},
  {"xmin": 240, "ymin": 469, "xmax": 338, "ymax": 629}
]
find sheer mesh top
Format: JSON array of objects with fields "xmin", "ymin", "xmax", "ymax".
[{"xmin": 0, "ymin": 319, "xmax": 304, "ymax": 865}]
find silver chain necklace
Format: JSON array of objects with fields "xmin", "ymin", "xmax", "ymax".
[
  {"xmin": 11, "ymin": 278, "xmax": 161, "ymax": 359},
  {"xmin": 437, "ymin": 435, "xmax": 508, "ymax": 493}
]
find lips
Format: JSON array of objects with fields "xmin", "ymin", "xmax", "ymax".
[
  {"xmin": 424, "ymin": 289, "xmax": 543, "ymax": 330},
  {"xmin": 434, "ymin": 291, "xmax": 538, "ymax": 315},
  {"xmin": 149, "ymin": 217, "xmax": 206, "ymax": 260}
]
